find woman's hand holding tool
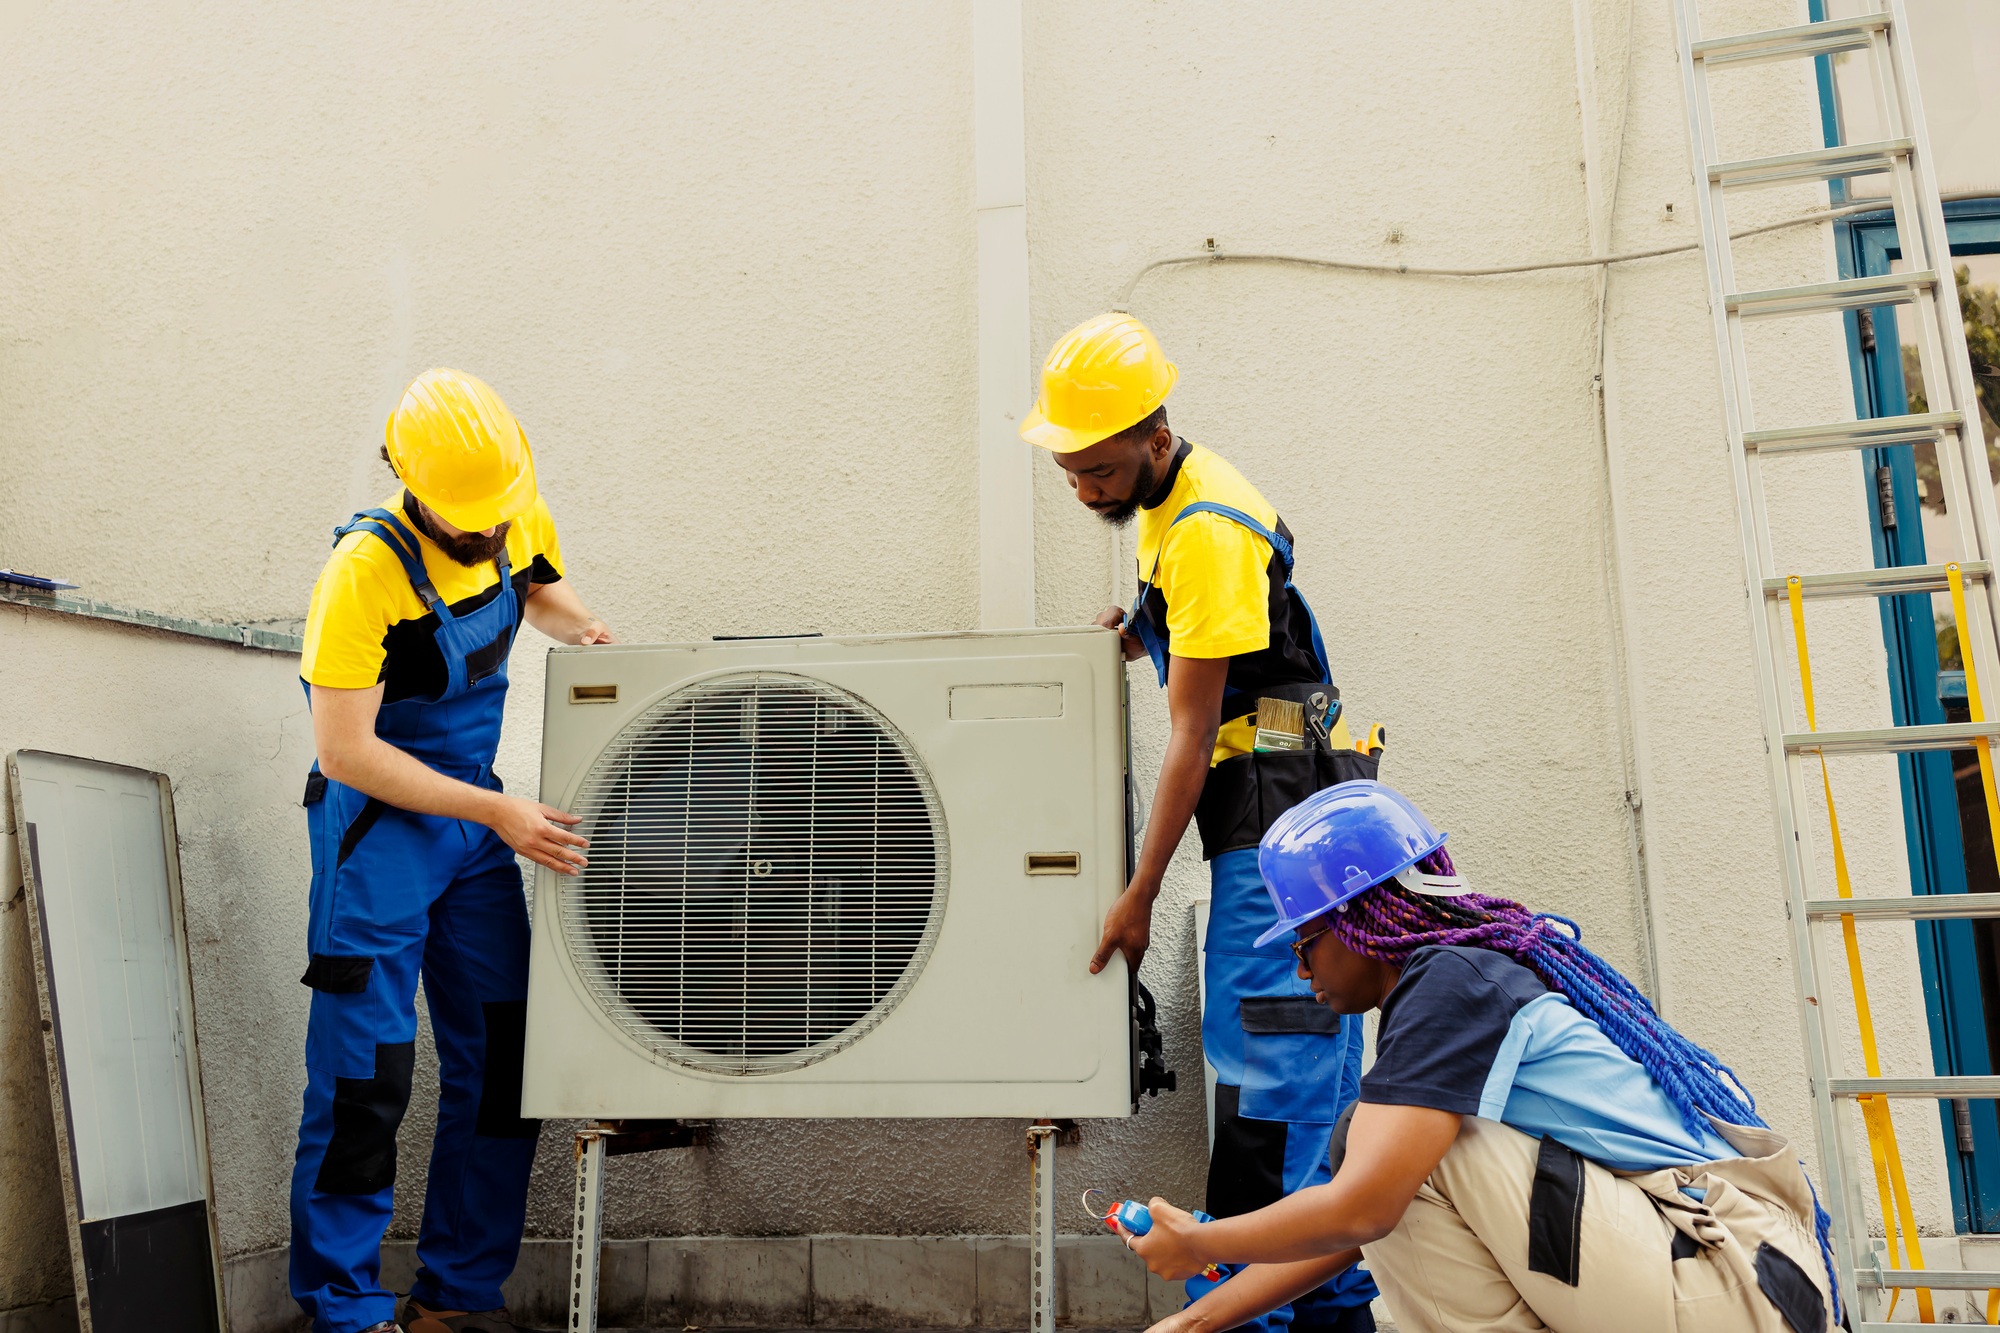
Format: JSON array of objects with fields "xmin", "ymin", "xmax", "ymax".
[{"xmin": 1081, "ymin": 1189, "xmax": 1223, "ymax": 1281}]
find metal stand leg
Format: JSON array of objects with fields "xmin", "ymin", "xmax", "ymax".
[
  {"xmin": 1027, "ymin": 1122, "xmax": 1058, "ymax": 1333},
  {"xmin": 569, "ymin": 1125, "xmax": 607, "ymax": 1333}
]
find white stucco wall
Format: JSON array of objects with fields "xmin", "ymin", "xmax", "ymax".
[{"xmin": 0, "ymin": 0, "xmax": 1958, "ymax": 1316}]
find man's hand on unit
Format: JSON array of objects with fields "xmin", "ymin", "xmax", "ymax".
[
  {"xmin": 525, "ymin": 580, "xmax": 617, "ymax": 646},
  {"xmin": 491, "ymin": 795, "xmax": 590, "ymax": 874},
  {"xmin": 1090, "ymin": 882, "xmax": 1155, "ymax": 975},
  {"xmin": 1094, "ymin": 604, "xmax": 1145, "ymax": 662}
]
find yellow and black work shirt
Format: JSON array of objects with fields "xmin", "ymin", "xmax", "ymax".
[
  {"xmin": 1134, "ymin": 440, "xmax": 1339, "ymax": 762},
  {"xmin": 301, "ymin": 491, "xmax": 564, "ymax": 700}
]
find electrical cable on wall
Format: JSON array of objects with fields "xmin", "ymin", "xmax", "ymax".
[
  {"xmin": 1111, "ymin": 197, "xmax": 1987, "ymax": 311},
  {"xmin": 1570, "ymin": 0, "xmax": 1658, "ymax": 1012}
]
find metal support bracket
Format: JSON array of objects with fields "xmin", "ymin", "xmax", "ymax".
[
  {"xmin": 568, "ymin": 1120, "xmax": 709, "ymax": 1333},
  {"xmin": 1027, "ymin": 1122, "xmax": 1059, "ymax": 1333},
  {"xmin": 568, "ymin": 1128, "xmax": 607, "ymax": 1333}
]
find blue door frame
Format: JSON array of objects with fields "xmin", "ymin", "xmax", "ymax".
[{"xmin": 1838, "ymin": 197, "xmax": 2000, "ymax": 1231}]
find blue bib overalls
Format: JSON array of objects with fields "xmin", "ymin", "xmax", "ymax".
[
  {"xmin": 291, "ymin": 508, "xmax": 541, "ymax": 1332},
  {"xmin": 1133, "ymin": 503, "xmax": 1377, "ymax": 1330}
]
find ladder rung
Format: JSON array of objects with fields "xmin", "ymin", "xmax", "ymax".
[
  {"xmin": 1806, "ymin": 894, "xmax": 2000, "ymax": 921},
  {"xmin": 1829, "ymin": 1075, "xmax": 2000, "ymax": 1098},
  {"xmin": 1761, "ymin": 562, "xmax": 1990, "ymax": 601},
  {"xmin": 1864, "ymin": 1270, "xmax": 2000, "ymax": 1291},
  {"xmin": 1728, "ymin": 271, "xmax": 1937, "ymax": 319},
  {"xmin": 1743, "ymin": 410, "xmax": 1963, "ymax": 455},
  {"xmin": 1861, "ymin": 1270, "xmax": 2000, "ymax": 1292},
  {"xmin": 1784, "ymin": 720, "xmax": 2000, "ymax": 756},
  {"xmin": 1711, "ymin": 139, "xmax": 1911, "ymax": 189},
  {"xmin": 1693, "ymin": 13, "xmax": 1890, "ymax": 66}
]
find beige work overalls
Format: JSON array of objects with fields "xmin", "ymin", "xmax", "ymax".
[{"xmin": 1363, "ymin": 1115, "xmax": 1832, "ymax": 1333}]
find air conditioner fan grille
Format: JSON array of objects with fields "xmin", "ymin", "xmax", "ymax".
[{"xmin": 558, "ymin": 671, "xmax": 947, "ymax": 1075}]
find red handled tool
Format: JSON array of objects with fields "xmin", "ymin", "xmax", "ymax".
[{"xmin": 1080, "ymin": 1189, "xmax": 1223, "ymax": 1280}]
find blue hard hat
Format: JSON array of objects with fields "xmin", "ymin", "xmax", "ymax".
[{"xmin": 1252, "ymin": 780, "xmax": 1460, "ymax": 948}]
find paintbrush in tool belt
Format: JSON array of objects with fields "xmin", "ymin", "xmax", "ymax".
[{"xmin": 1253, "ymin": 697, "xmax": 1305, "ymax": 752}]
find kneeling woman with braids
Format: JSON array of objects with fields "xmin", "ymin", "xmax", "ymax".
[{"xmin": 1125, "ymin": 781, "xmax": 1834, "ymax": 1333}]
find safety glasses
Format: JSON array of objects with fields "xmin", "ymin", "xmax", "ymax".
[{"xmin": 1290, "ymin": 922, "xmax": 1333, "ymax": 970}]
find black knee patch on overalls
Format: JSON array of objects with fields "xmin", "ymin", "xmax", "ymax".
[
  {"xmin": 1754, "ymin": 1241, "xmax": 1825, "ymax": 1333},
  {"xmin": 1527, "ymin": 1136, "xmax": 1585, "ymax": 1286},
  {"xmin": 475, "ymin": 1000, "xmax": 542, "ymax": 1139},
  {"xmin": 1206, "ymin": 1082, "xmax": 1288, "ymax": 1217},
  {"xmin": 300, "ymin": 954, "xmax": 373, "ymax": 993},
  {"xmin": 315, "ymin": 1041, "xmax": 416, "ymax": 1195}
]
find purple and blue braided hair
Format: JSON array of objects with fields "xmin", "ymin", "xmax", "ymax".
[{"xmin": 1328, "ymin": 848, "xmax": 1841, "ymax": 1320}]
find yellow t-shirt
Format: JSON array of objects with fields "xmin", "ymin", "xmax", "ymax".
[
  {"xmin": 1132, "ymin": 442, "xmax": 1341, "ymax": 762},
  {"xmin": 301, "ymin": 492, "xmax": 564, "ymax": 700}
]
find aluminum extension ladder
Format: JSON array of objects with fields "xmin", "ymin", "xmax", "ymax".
[{"xmin": 1669, "ymin": 1, "xmax": 2000, "ymax": 1325}]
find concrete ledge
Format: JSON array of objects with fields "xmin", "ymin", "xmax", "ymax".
[
  {"xmin": 0, "ymin": 1299, "xmax": 77, "ymax": 1333},
  {"xmin": 648, "ymin": 1237, "xmax": 812, "ymax": 1325},
  {"xmin": 24, "ymin": 1237, "xmax": 1400, "ymax": 1333},
  {"xmin": 227, "ymin": 1246, "xmax": 305, "ymax": 1333},
  {"xmin": 219, "ymin": 1235, "xmax": 1187, "ymax": 1332},
  {"xmin": 814, "ymin": 1236, "xmax": 978, "ymax": 1327}
]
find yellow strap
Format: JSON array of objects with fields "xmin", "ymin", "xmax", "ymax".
[
  {"xmin": 1946, "ymin": 564, "xmax": 2000, "ymax": 880},
  {"xmin": 1788, "ymin": 577, "xmax": 1935, "ymax": 1321},
  {"xmin": 1945, "ymin": 563, "xmax": 2000, "ymax": 1323}
]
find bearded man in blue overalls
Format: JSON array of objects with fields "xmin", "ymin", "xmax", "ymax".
[
  {"xmin": 293, "ymin": 369, "xmax": 615, "ymax": 1333},
  {"xmin": 1023, "ymin": 314, "xmax": 1381, "ymax": 1333}
]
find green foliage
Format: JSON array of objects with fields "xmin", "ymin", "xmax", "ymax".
[
  {"xmin": 1904, "ymin": 266, "xmax": 2000, "ymax": 425},
  {"xmin": 1938, "ymin": 612, "xmax": 1964, "ymax": 670},
  {"xmin": 1965, "ymin": 266, "xmax": 2000, "ymax": 431},
  {"xmin": 1903, "ymin": 266, "xmax": 2000, "ymax": 503}
]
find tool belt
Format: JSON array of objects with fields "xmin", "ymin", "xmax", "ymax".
[{"xmin": 1193, "ymin": 681, "xmax": 1379, "ymax": 860}]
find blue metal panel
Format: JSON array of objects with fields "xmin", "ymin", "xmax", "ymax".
[
  {"xmin": 1808, "ymin": 0, "xmax": 1847, "ymax": 205},
  {"xmin": 1841, "ymin": 198, "xmax": 2000, "ymax": 1229}
]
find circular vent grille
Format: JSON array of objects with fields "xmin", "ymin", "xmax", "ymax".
[{"xmin": 558, "ymin": 671, "xmax": 948, "ymax": 1076}]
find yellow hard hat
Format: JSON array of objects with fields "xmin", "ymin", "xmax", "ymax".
[
  {"xmin": 383, "ymin": 368, "xmax": 538, "ymax": 532},
  {"xmin": 1019, "ymin": 313, "xmax": 1179, "ymax": 454}
]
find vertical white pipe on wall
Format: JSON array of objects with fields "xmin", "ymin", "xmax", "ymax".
[
  {"xmin": 1569, "ymin": 0, "xmax": 1667, "ymax": 1008},
  {"xmin": 973, "ymin": 0, "xmax": 1035, "ymax": 629}
]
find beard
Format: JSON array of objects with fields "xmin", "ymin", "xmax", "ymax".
[
  {"xmin": 1094, "ymin": 453, "xmax": 1161, "ymax": 528},
  {"xmin": 412, "ymin": 505, "xmax": 511, "ymax": 567}
]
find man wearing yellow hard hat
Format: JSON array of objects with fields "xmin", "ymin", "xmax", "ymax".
[
  {"xmin": 291, "ymin": 370, "xmax": 613, "ymax": 1333},
  {"xmin": 1023, "ymin": 314, "xmax": 1380, "ymax": 1333}
]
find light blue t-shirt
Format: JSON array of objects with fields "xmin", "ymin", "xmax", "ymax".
[
  {"xmin": 1484, "ymin": 991, "xmax": 1737, "ymax": 1170},
  {"xmin": 1359, "ymin": 945, "xmax": 1740, "ymax": 1172}
]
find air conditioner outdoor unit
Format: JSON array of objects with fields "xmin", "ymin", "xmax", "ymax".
[{"xmin": 521, "ymin": 627, "xmax": 1135, "ymax": 1121}]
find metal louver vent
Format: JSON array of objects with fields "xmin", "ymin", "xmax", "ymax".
[{"xmin": 559, "ymin": 671, "xmax": 948, "ymax": 1076}]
